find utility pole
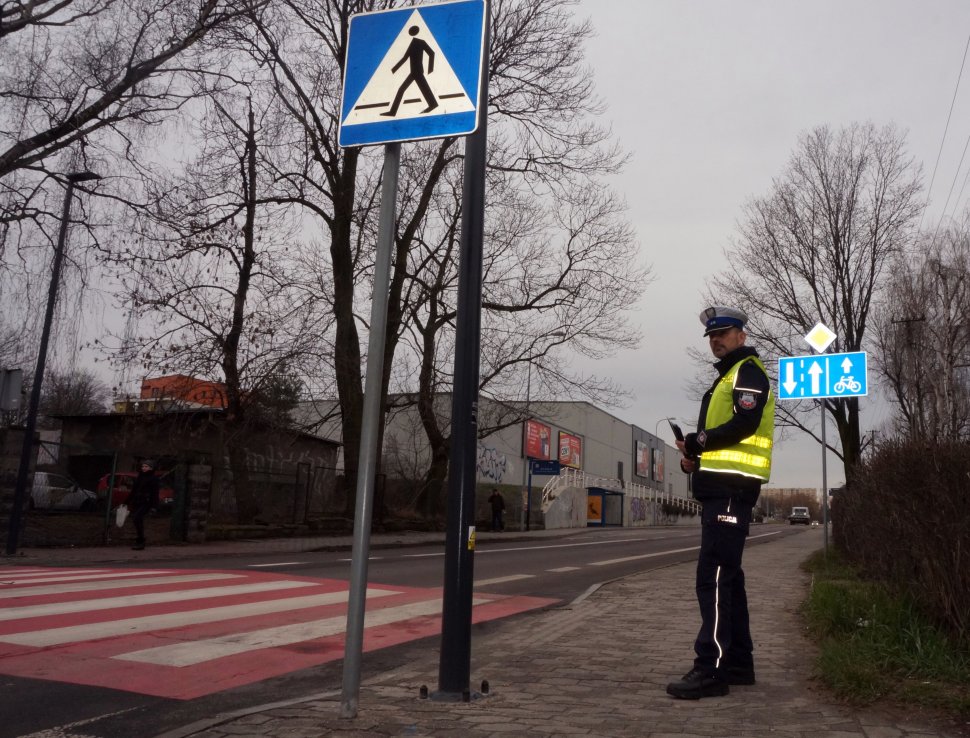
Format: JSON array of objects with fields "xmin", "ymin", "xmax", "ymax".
[{"xmin": 6, "ymin": 171, "xmax": 100, "ymax": 556}]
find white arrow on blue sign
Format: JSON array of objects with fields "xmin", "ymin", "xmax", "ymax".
[
  {"xmin": 338, "ymin": 0, "xmax": 486, "ymax": 148},
  {"xmin": 777, "ymin": 351, "xmax": 868, "ymax": 400}
]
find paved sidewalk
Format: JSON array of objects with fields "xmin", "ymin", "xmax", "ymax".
[{"xmin": 147, "ymin": 528, "xmax": 964, "ymax": 738}]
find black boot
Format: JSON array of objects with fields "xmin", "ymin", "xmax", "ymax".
[
  {"xmin": 666, "ymin": 668, "xmax": 729, "ymax": 699},
  {"xmin": 726, "ymin": 666, "xmax": 756, "ymax": 685}
]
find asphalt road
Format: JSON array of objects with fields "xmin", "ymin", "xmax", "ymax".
[
  {"xmin": 109, "ymin": 525, "xmax": 794, "ymax": 602},
  {"xmin": 2, "ymin": 524, "xmax": 799, "ymax": 738}
]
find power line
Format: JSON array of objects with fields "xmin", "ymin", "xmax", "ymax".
[
  {"xmin": 933, "ymin": 129, "xmax": 970, "ymax": 236},
  {"xmin": 918, "ymin": 32, "xmax": 970, "ymax": 236}
]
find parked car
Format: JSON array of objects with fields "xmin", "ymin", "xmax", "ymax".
[
  {"xmin": 788, "ymin": 506, "xmax": 811, "ymax": 525},
  {"xmin": 96, "ymin": 472, "xmax": 176, "ymax": 509},
  {"xmin": 30, "ymin": 472, "xmax": 98, "ymax": 511}
]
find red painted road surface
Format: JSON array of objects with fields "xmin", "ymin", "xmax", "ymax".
[{"xmin": 0, "ymin": 566, "xmax": 555, "ymax": 699}]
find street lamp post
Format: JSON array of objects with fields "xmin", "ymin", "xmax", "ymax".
[
  {"xmin": 654, "ymin": 416, "xmax": 674, "ymax": 439},
  {"xmin": 522, "ymin": 331, "xmax": 566, "ymax": 532},
  {"xmin": 5, "ymin": 171, "xmax": 101, "ymax": 556},
  {"xmin": 653, "ymin": 417, "xmax": 674, "ymax": 526}
]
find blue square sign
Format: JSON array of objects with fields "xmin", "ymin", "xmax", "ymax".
[
  {"xmin": 778, "ymin": 351, "xmax": 868, "ymax": 400},
  {"xmin": 338, "ymin": 0, "xmax": 487, "ymax": 147}
]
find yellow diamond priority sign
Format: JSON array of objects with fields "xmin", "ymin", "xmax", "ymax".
[{"xmin": 804, "ymin": 322, "xmax": 836, "ymax": 353}]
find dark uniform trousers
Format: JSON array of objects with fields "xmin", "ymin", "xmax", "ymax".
[{"xmin": 694, "ymin": 495, "xmax": 754, "ymax": 677}]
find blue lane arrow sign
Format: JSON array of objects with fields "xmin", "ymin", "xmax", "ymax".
[{"xmin": 778, "ymin": 351, "xmax": 868, "ymax": 400}]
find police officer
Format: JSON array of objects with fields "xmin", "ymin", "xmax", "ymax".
[{"xmin": 666, "ymin": 306, "xmax": 775, "ymax": 700}]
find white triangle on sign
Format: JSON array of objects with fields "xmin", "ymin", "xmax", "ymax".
[{"xmin": 343, "ymin": 9, "xmax": 475, "ymax": 127}]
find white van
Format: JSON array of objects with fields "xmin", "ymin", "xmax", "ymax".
[{"xmin": 788, "ymin": 506, "xmax": 810, "ymax": 525}]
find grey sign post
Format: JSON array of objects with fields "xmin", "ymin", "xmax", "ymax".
[{"xmin": 338, "ymin": 142, "xmax": 400, "ymax": 720}]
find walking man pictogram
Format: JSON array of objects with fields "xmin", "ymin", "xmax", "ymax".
[{"xmin": 381, "ymin": 26, "xmax": 439, "ymax": 116}]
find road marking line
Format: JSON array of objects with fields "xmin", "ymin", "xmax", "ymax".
[
  {"xmin": 248, "ymin": 562, "xmax": 309, "ymax": 568},
  {"xmin": 402, "ymin": 534, "xmax": 696, "ymax": 558},
  {"xmin": 115, "ymin": 597, "xmax": 488, "ymax": 667},
  {"xmin": 0, "ymin": 570, "xmax": 168, "ymax": 587},
  {"xmin": 0, "ymin": 580, "xmax": 318, "ymax": 621},
  {"xmin": 475, "ymin": 574, "xmax": 535, "ymax": 586},
  {"xmin": 587, "ymin": 531, "xmax": 783, "ymax": 566},
  {"xmin": 0, "ymin": 588, "xmax": 402, "ymax": 647},
  {"xmin": 547, "ymin": 566, "xmax": 581, "ymax": 573},
  {"xmin": 0, "ymin": 573, "xmax": 244, "ymax": 600},
  {"xmin": 590, "ymin": 545, "xmax": 700, "ymax": 566}
]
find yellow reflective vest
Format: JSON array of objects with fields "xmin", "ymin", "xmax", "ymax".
[{"xmin": 698, "ymin": 356, "xmax": 775, "ymax": 482}]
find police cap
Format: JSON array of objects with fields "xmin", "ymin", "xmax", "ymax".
[{"xmin": 700, "ymin": 306, "xmax": 748, "ymax": 336}]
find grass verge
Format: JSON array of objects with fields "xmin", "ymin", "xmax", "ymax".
[{"xmin": 802, "ymin": 548, "xmax": 970, "ymax": 718}]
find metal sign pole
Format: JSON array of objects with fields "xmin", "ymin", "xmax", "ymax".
[
  {"xmin": 821, "ymin": 401, "xmax": 828, "ymax": 555},
  {"xmin": 437, "ymin": 4, "xmax": 490, "ymax": 699},
  {"xmin": 525, "ymin": 462, "xmax": 533, "ymax": 531},
  {"xmin": 340, "ymin": 142, "xmax": 401, "ymax": 719}
]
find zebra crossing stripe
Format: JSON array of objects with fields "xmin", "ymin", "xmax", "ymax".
[
  {"xmin": 115, "ymin": 597, "xmax": 488, "ymax": 666},
  {"xmin": 0, "ymin": 573, "xmax": 244, "ymax": 600},
  {"xmin": 0, "ymin": 570, "xmax": 168, "ymax": 587},
  {"xmin": 1, "ymin": 568, "xmax": 108, "ymax": 578},
  {"xmin": 0, "ymin": 587, "xmax": 401, "ymax": 647},
  {"xmin": 0, "ymin": 580, "xmax": 318, "ymax": 621}
]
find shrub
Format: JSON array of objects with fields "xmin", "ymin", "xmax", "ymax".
[{"xmin": 833, "ymin": 440, "xmax": 970, "ymax": 643}]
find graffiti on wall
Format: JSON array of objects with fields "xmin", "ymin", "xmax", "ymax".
[
  {"xmin": 477, "ymin": 444, "xmax": 509, "ymax": 483},
  {"xmin": 630, "ymin": 496, "xmax": 649, "ymax": 523}
]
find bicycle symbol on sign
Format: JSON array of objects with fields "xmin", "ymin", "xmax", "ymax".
[{"xmin": 833, "ymin": 375, "xmax": 862, "ymax": 394}]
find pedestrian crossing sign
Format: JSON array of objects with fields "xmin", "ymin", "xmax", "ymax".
[{"xmin": 338, "ymin": 0, "xmax": 487, "ymax": 147}]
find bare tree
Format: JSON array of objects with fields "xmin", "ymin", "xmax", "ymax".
[
  {"xmin": 393, "ymin": 132, "xmax": 645, "ymax": 515},
  {"xmin": 873, "ymin": 220, "xmax": 970, "ymax": 441},
  {"xmin": 711, "ymin": 123, "xmax": 923, "ymax": 482},
  {"xmin": 0, "ymin": 0, "xmax": 111, "ymax": 40},
  {"xmin": 0, "ymin": 0, "xmax": 256, "ymax": 182},
  {"xmin": 114, "ymin": 83, "xmax": 329, "ymax": 522},
  {"xmin": 39, "ymin": 367, "xmax": 110, "ymax": 419},
  {"xmin": 240, "ymin": 0, "xmax": 638, "ymax": 516},
  {"xmin": 0, "ymin": 0, "xmax": 262, "ymax": 404}
]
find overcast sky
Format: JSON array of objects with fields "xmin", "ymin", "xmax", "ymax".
[{"xmin": 572, "ymin": 0, "xmax": 970, "ymax": 489}]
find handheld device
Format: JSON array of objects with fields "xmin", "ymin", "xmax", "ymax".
[{"xmin": 668, "ymin": 419, "xmax": 684, "ymax": 442}]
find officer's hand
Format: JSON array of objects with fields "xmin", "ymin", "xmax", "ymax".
[
  {"xmin": 675, "ymin": 440, "xmax": 687, "ymax": 455},
  {"xmin": 680, "ymin": 457, "xmax": 697, "ymax": 473}
]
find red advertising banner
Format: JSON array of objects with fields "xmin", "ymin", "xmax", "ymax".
[
  {"xmin": 558, "ymin": 431, "xmax": 582, "ymax": 469},
  {"xmin": 524, "ymin": 419, "xmax": 552, "ymax": 460},
  {"xmin": 635, "ymin": 440, "xmax": 650, "ymax": 478}
]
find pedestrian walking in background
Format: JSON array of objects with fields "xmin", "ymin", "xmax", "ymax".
[
  {"xmin": 666, "ymin": 305, "xmax": 775, "ymax": 700},
  {"xmin": 129, "ymin": 459, "xmax": 160, "ymax": 550},
  {"xmin": 488, "ymin": 488, "xmax": 506, "ymax": 532}
]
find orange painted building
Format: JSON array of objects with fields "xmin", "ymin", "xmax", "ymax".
[{"xmin": 140, "ymin": 375, "xmax": 229, "ymax": 409}]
